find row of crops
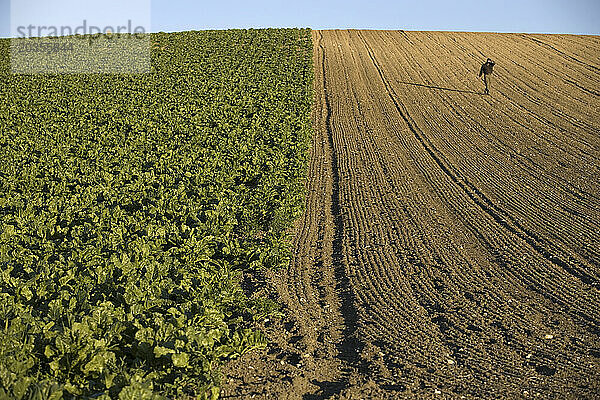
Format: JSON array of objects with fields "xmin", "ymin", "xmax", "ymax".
[{"xmin": 0, "ymin": 29, "xmax": 313, "ymax": 399}]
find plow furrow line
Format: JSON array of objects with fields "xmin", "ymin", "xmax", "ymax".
[{"xmin": 356, "ymin": 31, "xmax": 600, "ymax": 291}]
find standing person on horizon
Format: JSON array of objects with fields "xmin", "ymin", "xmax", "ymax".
[{"xmin": 479, "ymin": 58, "xmax": 495, "ymax": 95}]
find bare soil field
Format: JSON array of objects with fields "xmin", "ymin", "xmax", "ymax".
[{"xmin": 222, "ymin": 30, "xmax": 600, "ymax": 399}]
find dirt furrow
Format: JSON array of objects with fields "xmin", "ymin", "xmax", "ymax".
[
  {"xmin": 356, "ymin": 31, "xmax": 599, "ymax": 292},
  {"xmin": 222, "ymin": 30, "xmax": 376, "ymax": 400},
  {"xmin": 352, "ymin": 27, "xmax": 600, "ymax": 384},
  {"xmin": 223, "ymin": 30, "xmax": 600, "ymax": 399},
  {"xmin": 363, "ymin": 30, "xmax": 600, "ymax": 287}
]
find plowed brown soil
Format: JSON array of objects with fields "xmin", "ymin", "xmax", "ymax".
[{"xmin": 221, "ymin": 30, "xmax": 600, "ymax": 399}]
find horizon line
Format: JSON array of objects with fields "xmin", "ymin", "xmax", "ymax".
[{"xmin": 1, "ymin": 27, "xmax": 599, "ymax": 39}]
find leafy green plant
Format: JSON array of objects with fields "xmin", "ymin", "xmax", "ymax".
[{"xmin": 0, "ymin": 28, "xmax": 313, "ymax": 398}]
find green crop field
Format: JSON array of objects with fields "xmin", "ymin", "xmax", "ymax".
[{"xmin": 0, "ymin": 28, "xmax": 313, "ymax": 399}]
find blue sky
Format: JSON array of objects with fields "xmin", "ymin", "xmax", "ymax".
[{"xmin": 1, "ymin": 0, "xmax": 599, "ymax": 37}]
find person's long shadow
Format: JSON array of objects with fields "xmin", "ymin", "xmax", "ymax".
[{"xmin": 398, "ymin": 81, "xmax": 482, "ymax": 95}]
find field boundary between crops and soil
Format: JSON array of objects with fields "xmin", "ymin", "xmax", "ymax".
[{"xmin": 223, "ymin": 29, "xmax": 600, "ymax": 399}]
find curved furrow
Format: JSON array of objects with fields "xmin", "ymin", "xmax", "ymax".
[
  {"xmin": 392, "ymin": 44, "xmax": 600, "ymax": 268},
  {"xmin": 524, "ymin": 35, "xmax": 600, "ymax": 73},
  {"xmin": 349, "ymin": 30, "xmax": 600, "ymax": 394},
  {"xmin": 357, "ymin": 31, "xmax": 600, "ymax": 297},
  {"xmin": 382, "ymin": 32, "xmax": 599, "ymax": 208},
  {"xmin": 369, "ymin": 30, "xmax": 600, "ymax": 278},
  {"xmin": 390, "ymin": 31, "xmax": 600, "ymax": 189},
  {"xmin": 449, "ymin": 33, "xmax": 599, "ymax": 141},
  {"xmin": 366, "ymin": 27, "xmax": 600, "ymax": 316},
  {"xmin": 356, "ymin": 29, "xmax": 600, "ymax": 326}
]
